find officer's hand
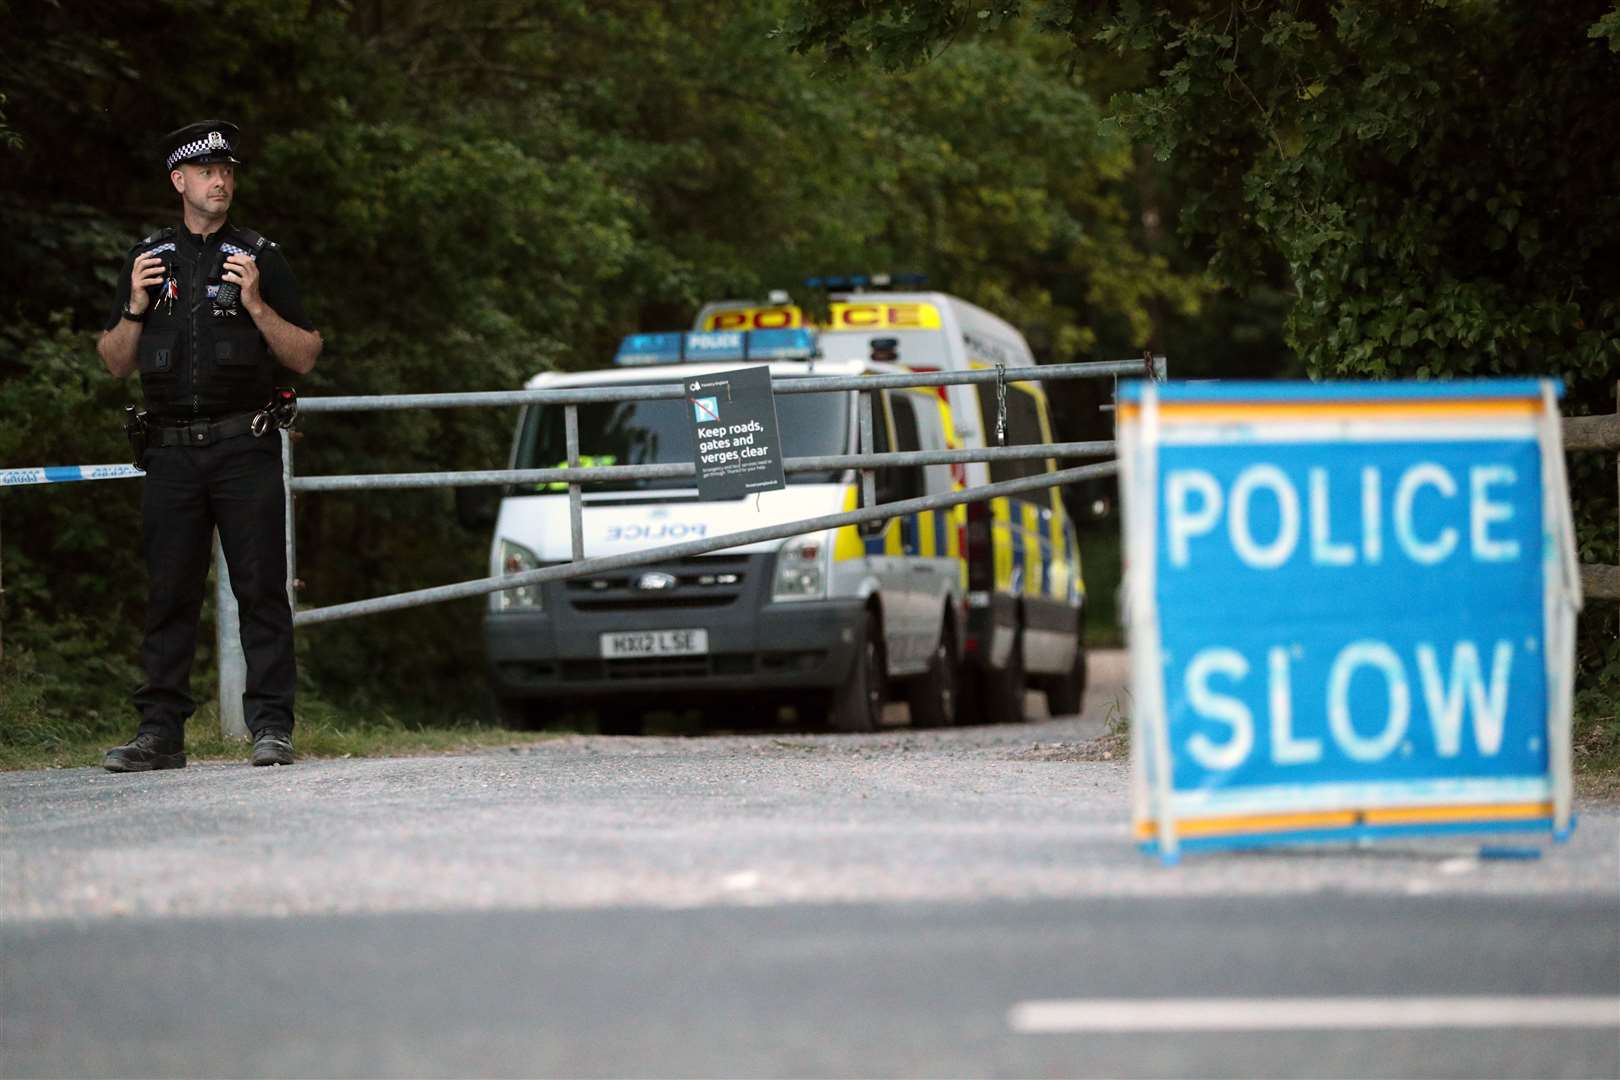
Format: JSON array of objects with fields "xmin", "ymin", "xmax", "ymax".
[
  {"xmin": 223, "ymin": 254, "xmax": 262, "ymax": 311},
  {"xmin": 128, "ymin": 253, "xmax": 164, "ymax": 315}
]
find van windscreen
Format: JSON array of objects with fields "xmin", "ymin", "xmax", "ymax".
[{"xmin": 515, "ymin": 385, "xmax": 850, "ymax": 492}]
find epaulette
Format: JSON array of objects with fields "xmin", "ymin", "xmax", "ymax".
[{"xmin": 130, "ymin": 225, "xmax": 176, "ymax": 254}]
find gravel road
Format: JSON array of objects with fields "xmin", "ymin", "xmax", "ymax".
[{"xmin": 4, "ymin": 651, "xmax": 1616, "ymax": 923}]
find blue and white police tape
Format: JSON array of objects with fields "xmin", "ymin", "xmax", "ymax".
[{"xmin": 1, "ymin": 464, "xmax": 144, "ymax": 488}]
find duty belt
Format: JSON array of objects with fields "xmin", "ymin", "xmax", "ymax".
[{"xmin": 150, "ymin": 412, "xmax": 258, "ymax": 447}]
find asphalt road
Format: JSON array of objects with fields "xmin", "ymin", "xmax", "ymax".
[{"xmin": 4, "ymin": 652, "xmax": 1617, "ymax": 1078}]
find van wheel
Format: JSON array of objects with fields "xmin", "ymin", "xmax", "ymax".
[
  {"xmin": 984, "ymin": 631, "xmax": 1027, "ymax": 725},
  {"xmin": 1043, "ymin": 641, "xmax": 1089, "ymax": 717},
  {"xmin": 830, "ymin": 612, "xmax": 884, "ymax": 733},
  {"xmin": 908, "ymin": 627, "xmax": 959, "ymax": 728}
]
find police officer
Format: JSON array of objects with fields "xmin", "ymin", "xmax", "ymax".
[{"xmin": 96, "ymin": 121, "xmax": 323, "ymax": 771}]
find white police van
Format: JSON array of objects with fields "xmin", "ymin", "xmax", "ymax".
[
  {"xmin": 694, "ymin": 287, "xmax": 1089, "ymax": 724},
  {"xmin": 482, "ymin": 328, "xmax": 970, "ymax": 733}
]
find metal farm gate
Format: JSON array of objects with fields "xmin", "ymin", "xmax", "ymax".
[{"xmin": 204, "ymin": 357, "xmax": 1162, "ymax": 735}]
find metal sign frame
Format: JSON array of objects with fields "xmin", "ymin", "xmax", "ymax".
[{"xmin": 1118, "ymin": 379, "xmax": 1582, "ymax": 864}]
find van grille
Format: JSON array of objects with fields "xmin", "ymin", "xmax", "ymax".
[{"xmin": 562, "ymin": 554, "xmax": 755, "ymax": 612}]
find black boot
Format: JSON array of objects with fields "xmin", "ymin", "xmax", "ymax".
[
  {"xmin": 103, "ymin": 732, "xmax": 187, "ymax": 773},
  {"xmin": 251, "ymin": 729, "xmax": 295, "ymax": 766}
]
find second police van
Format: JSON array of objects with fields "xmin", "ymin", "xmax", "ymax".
[{"xmin": 481, "ymin": 289, "xmax": 1086, "ymax": 732}]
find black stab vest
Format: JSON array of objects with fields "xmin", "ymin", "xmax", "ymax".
[{"xmin": 131, "ymin": 223, "xmax": 276, "ymax": 420}]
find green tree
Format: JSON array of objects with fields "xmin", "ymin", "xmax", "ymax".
[
  {"xmin": 785, "ymin": 0, "xmax": 1620, "ymax": 734},
  {"xmin": 785, "ymin": 2, "xmax": 1618, "ymax": 391}
]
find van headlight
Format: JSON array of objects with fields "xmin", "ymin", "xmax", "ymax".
[
  {"xmin": 772, "ymin": 532, "xmax": 829, "ymax": 602},
  {"xmin": 494, "ymin": 538, "xmax": 544, "ymax": 611}
]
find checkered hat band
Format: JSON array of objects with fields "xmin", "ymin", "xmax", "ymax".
[{"xmin": 166, "ymin": 136, "xmax": 232, "ymax": 169}]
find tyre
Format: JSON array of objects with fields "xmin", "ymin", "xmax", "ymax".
[
  {"xmin": 907, "ymin": 621, "xmax": 959, "ymax": 728},
  {"xmin": 1043, "ymin": 639, "xmax": 1089, "ymax": 717},
  {"xmin": 829, "ymin": 612, "xmax": 884, "ymax": 733},
  {"xmin": 983, "ymin": 629, "xmax": 1027, "ymax": 725}
]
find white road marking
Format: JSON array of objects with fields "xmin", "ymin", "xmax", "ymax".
[{"xmin": 1008, "ymin": 996, "xmax": 1620, "ymax": 1033}]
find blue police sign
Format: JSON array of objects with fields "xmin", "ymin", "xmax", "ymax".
[{"xmin": 1117, "ymin": 380, "xmax": 1582, "ymax": 861}]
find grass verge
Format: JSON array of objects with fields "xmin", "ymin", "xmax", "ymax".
[
  {"xmin": 1572, "ymin": 647, "xmax": 1620, "ymax": 800},
  {"xmin": 1, "ymin": 706, "xmax": 559, "ymax": 771},
  {"xmin": 0, "ymin": 645, "xmax": 557, "ymax": 770}
]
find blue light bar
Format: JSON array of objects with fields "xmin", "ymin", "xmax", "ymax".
[
  {"xmin": 613, "ymin": 332, "xmax": 686, "ymax": 366},
  {"xmin": 745, "ymin": 328, "xmax": 819, "ymax": 359},
  {"xmin": 613, "ymin": 328, "xmax": 817, "ymax": 366}
]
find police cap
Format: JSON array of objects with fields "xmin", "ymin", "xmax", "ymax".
[{"xmin": 163, "ymin": 121, "xmax": 242, "ymax": 172}]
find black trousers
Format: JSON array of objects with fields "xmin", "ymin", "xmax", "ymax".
[{"xmin": 134, "ymin": 432, "xmax": 296, "ymax": 739}]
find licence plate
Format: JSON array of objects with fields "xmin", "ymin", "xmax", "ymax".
[{"xmin": 600, "ymin": 628, "xmax": 709, "ymax": 658}]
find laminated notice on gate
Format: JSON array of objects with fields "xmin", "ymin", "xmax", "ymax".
[
  {"xmin": 1116, "ymin": 379, "xmax": 1582, "ymax": 861},
  {"xmin": 684, "ymin": 365, "xmax": 786, "ymax": 501}
]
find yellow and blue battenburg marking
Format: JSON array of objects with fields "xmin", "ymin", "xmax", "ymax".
[
  {"xmin": 984, "ymin": 496, "xmax": 1074, "ymax": 601},
  {"xmin": 836, "ymin": 487, "xmax": 1075, "ymax": 604},
  {"xmin": 1118, "ymin": 379, "xmax": 1580, "ymax": 860},
  {"xmin": 830, "ymin": 386, "xmax": 1079, "ymax": 604},
  {"xmin": 834, "ymin": 487, "xmax": 963, "ymax": 563}
]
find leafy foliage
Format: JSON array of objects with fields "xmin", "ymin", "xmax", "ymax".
[{"xmin": 787, "ymin": 2, "xmax": 1618, "ymax": 392}]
